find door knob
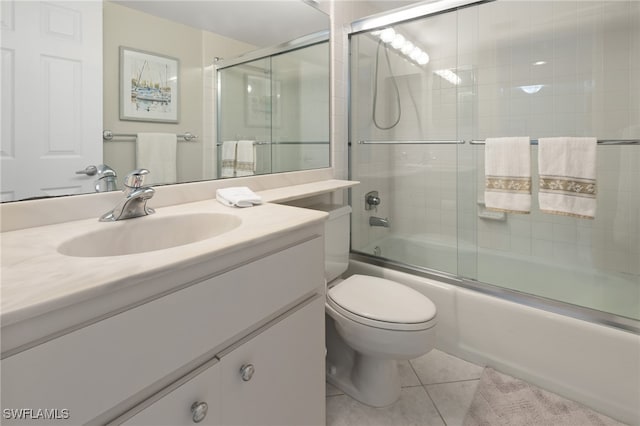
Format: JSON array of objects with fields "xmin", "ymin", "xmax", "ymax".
[
  {"xmin": 75, "ymin": 165, "xmax": 98, "ymax": 176},
  {"xmin": 190, "ymin": 401, "xmax": 208, "ymax": 423},
  {"xmin": 240, "ymin": 363, "xmax": 255, "ymax": 381}
]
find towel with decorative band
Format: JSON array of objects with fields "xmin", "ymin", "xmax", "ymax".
[
  {"xmin": 484, "ymin": 136, "xmax": 531, "ymax": 214},
  {"xmin": 538, "ymin": 137, "xmax": 597, "ymax": 219}
]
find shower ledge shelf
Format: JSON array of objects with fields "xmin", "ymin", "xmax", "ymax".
[{"xmin": 258, "ymin": 179, "xmax": 359, "ymax": 203}]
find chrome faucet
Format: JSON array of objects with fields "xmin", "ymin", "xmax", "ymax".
[
  {"xmin": 369, "ymin": 216, "xmax": 390, "ymax": 227},
  {"xmin": 75, "ymin": 163, "xmax": 118, "ymax": 193},
  {"xmin": 99, "ymin": 169, "xmax": 155, "ymax": 222},
  {"xmin": 95, "ymin": 164, "xmax": 117, "ymax": 193}
]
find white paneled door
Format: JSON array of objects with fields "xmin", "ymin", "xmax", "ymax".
[{"xmin": 1, "ymin": 1, "xmax": 102, "ymax": 201}]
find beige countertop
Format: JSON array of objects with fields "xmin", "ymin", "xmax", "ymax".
[
  {"xmin": 0, "ymin": 178, "xmax": 360, "ymax": 355},
  {"xmin": 1, "ymin": 199, "xmax": 328, "ymax": 354}
]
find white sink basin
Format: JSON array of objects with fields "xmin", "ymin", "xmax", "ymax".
[{"xmin": 58, "ymin": 213, "xmax": 242, "ymax": 257}]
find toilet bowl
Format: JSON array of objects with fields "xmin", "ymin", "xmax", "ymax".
[
  {"xmin": 307, "ymin": 204, "xmax": 437, "ymax": 407},
  {"xmin": 325, "ymin": 274, "xmax": 436, "ymax": 407}
]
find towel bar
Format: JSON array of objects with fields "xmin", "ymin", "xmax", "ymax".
[
  {"xmin": 103, "ymin": 130, "xmax": 198, "ymax": 142},
  {"xmin": 216, "ymin": 141, "xmax": 270, "ymax": 146},
  {"xmin": 215, "ymin": 141, "xmax": 329, "ymax": 146},
  {"xmin": 469, "ymin": 139, "xmax": 639, "ymax": 146},
  {"xmin": 358, "ymin": 140, "xmax": 465, "ymax": 145}
]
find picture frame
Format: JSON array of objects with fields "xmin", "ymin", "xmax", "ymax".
[{"xmin": 120, "ymin": 46, "xmax": 179, "ymax": 123}]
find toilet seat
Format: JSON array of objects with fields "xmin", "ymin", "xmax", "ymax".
[{"xmin": 327, "ymin": 275, "xmax": 436, "ymax": 331}]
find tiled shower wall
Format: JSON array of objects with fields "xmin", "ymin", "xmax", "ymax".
[
  {"xmin": 350, "ymin": 1, "xmax": 639, "ymax": 280},
  {"xmin": 463, "ymin": 1, "xmax": 640, "ymax": 279}
]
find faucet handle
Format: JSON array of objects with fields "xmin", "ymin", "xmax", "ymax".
[
  {"xmin": 97, "ymin": 164, "xmax": 117, "ymax": 178},
  {"xmin": 124, "ymin": 169, "xmax": 150, "ymax": 189}
]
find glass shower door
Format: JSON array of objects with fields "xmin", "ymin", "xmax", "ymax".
[
  {"xmin": 456, "ymin": 0, "xmax": 640, "ymax": 320},
  {"xmin": 350, "ymin": 10, "xmax": 461, "ymax": 276},
  {"xmin": 350, "ymin": 0, "xmax": 639, "ymax": 322}
]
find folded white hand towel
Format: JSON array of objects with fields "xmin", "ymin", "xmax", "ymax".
[
  {"xmin": 235, "ymin": 140, "xmax": 256, "ymax": 177},
  {"xmin": 216, "ymin": 186, "xmax": 262, "ymax": 208},
  {"xmin": 136, "ymin": 133, "xmax": 177, "ymax": 185},
  {"xmin": 538, "ymin": 137, "xmax": 597, "ymax": 219},
  {"xmin": 484, "ymin": 137, "xmax": 531, "ymax": 214},
  {"xmin": 221, "ymin": 141, "xmax": 237, "ymax": 178}
]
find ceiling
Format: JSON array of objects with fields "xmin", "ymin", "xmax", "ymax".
[
  {"xmin": 113, "ymin": 1, "xmax": 437, "ymax": 49},
  {"xmin": 113, "ymin": 0, "xmax": 330, "ymax": 48}
]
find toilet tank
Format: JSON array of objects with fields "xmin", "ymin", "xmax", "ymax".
[{"xmin": 308, "ymin": 204, "xmax": 352, "ymax": 282}]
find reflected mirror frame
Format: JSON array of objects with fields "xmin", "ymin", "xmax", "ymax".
[{"xmin": 1, "ymin": 3, "xmax": 329, "ymax": 203}]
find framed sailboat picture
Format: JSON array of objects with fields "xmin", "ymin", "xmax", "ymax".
[{"xmin": 120, "ymin": 47, "xmax": 179, "ymax": 123}]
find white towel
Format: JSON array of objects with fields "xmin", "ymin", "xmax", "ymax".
[
  {"xmin": 484, "ymin": 137, "xmax": 531, "ymax": 214},
  {"xmin": 216, "ymin": 186, "xmax": 262, "ymax": 208},
  {"xmin": 136, "ymin": 133, "xmax": 177, "ymax": 185},
  {"xmin": 221, "ymin": 141, "xmax": 237, "ymax": 178},
  {"xmin": 538, "ymin": 137, "xmax": 597, "ymax": 219},
  {"xmin": 235, "ymin": 140, "xmax": 256, "ymax": 177}
]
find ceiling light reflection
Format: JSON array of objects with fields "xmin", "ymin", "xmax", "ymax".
[
  {"xmin": 519, "ymin": 84, "xmax": 543, "ymax": 94},
  {"xmin": 371, "ymin": 28, "xmax": 429, "ymax": 66},
  {"xmin": 434, "ymin": 69, "xmax": 462, "ymax": 85},
  {"xmin": 380, "ymin": 28, "xmax": 396, "ymax": 43},
  {"xmin": 401, "ymin": 41, "xmax": 414, "ymax": 55},
  {"xmin": 391, "ymin": 34, "xmax": 406, "ymax": 50}
]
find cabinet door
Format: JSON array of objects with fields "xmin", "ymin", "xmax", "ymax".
[
  {"xmin": 219, "ymin": 297, "xmax": 325, "ymax": 426},
  {"xmin": 119, "ymin": 359, "xmax": 221, "ymax": 426}
]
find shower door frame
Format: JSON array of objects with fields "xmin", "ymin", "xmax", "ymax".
[{"xmin": 346, "ymin": 0, "xmax": 640, "ymax": 334}]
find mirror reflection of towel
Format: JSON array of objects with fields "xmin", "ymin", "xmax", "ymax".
[
  {"xmin": 136, "ymin": 133, "xmax": 177, "ymax": 185},
  {"xmin": 221, "ymin": 141, "xmax": 237, "ymax": 178},
  {"xmin": 236, "ymin": 140, "xmax": 256, "ymax": 177}
]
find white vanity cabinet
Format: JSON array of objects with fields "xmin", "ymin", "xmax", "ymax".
[
  {"xmin": 118, "ymin": 297, "xmax": 324, "ymax": 425},
  {"xmin": 1, "ymin": 232, "xmax": 325, "ymax": 426}
]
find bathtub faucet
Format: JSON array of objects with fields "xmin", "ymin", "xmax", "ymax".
[{"xmin": 369, "ymin": 216, "xmax": 390, "ymax": 228}]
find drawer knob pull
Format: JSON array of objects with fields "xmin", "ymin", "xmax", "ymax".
[
  {"xmin": 191, "ymin": 401, "xmax": 208, "ymax": 423},
  {"xmin": 240, "ymin": 363, "xmax": 255, "ymax": 381}
]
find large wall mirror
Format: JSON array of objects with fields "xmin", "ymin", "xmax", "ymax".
[{"xmin": 0, "ymin": 0, "xmax": 329, "ymax": 202}]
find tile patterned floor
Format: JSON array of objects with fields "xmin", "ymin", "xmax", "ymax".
[{"xmin": 326, "ymin": 349, "xmax": 484, "ymax": 426}]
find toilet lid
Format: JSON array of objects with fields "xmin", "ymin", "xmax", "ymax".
[{"xmin": 327, "ymin": 275, "xmax": 436, "ymax": 328}]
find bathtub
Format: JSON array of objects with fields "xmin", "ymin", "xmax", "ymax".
[
  {"xmin": 349, "ymin": 237, "xmax": 640, "ymax": 425},
  {"xmin": 358, "ymin": 233, "xmax": 640, "ymax": 321}
]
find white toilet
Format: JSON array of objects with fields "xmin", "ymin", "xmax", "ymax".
[{"xmin": 312, "ymin": 204, "xmax": 437, "ymax": 408}]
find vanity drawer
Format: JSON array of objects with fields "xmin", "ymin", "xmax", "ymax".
[
  {"xmin": 115, "ymin": 296, "xmax": 325, "ymax": 426},
  {"xmin": 1, "ymin": 236, "xmax": 323, "ymax": 425}
]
